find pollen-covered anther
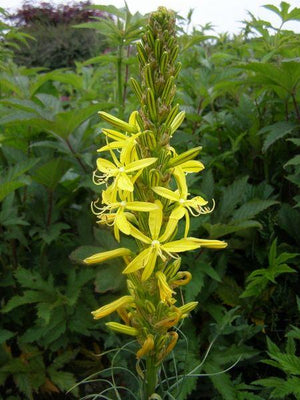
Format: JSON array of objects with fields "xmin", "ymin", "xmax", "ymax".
[{"xmin": 152, "ymin": 240, "xmax": 160, "ymax": 246}]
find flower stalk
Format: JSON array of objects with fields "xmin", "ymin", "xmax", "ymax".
[{"xmin": 84, "ymin": 7, "xmax": 227, "ymax": 399}]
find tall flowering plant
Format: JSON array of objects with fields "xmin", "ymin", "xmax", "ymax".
[{"xmin": 84, "ymin": 7, "xmax": 227, "ymax": 399}]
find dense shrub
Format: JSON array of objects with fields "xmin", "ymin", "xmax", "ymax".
[{"xmin": 7, "ymin": 2, "xmax": 107, "ymax": 69}]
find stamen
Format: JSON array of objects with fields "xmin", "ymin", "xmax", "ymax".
[
  {"xmin": 119, "ymin": 167, "xmax": 125, "ymax": 172},
  {"xmin": 151, "ymin": 240, "xmax": 160, "ymax": 246},
  {"xmin": 120, "ymin": 201, "xmax": 127, "ymax": 207},
  {"xmin": 179, "ymin": 199, "xmax": 185, "ymax": 204}
]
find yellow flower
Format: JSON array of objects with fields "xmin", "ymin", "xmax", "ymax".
[
  {"xmin": 136, "ymin": 334, "xmax": 155, "ymax": 359},
  {"xmin": 123, "ymin": 201, "xmax": 222, "ymax": 281},
  {"xmin": 91, "ymin": 295, "xmax": 134, "ymax": 319},
  {"xmin": 93, "ymin": 156, "xmax": 157, "ymax": 192},
  {"xmin": 92, "ymin": 198, "xmax": 159, "ymax": 241},
  {"xmin": 156, "ymin": 271, "xmax": 175, "ymax": 303},
  {"xmin": 83, "ymin": 247, "xmax": 131, "ymax": 265},
  {"xmin": 98, "ymin": 112, "xmax": 142, "ymax": 165},
  {"xmin": 153, "ymin": 166, "xmax": 214, "ymax": 237}
]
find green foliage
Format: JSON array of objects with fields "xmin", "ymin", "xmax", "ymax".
[{"xmin": 0, "ymin": 1, "xmax": 300, "ymax": 399}]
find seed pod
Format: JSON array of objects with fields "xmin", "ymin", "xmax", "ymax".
[
  {"xmin": 168, "ymin": 146, "xmax": 202, "ymax": 168},
  {"xmin": 154, "ymin": 38, "xmax": 162, "ymax": 61},
  {"xmin": 165, "ymin": 103, "xmax": 180, "ymax": 127},
  {"xmin": 174, "ymin": 62, "xmax": 182, "ymax": 79},
  {"xmin": 149, "ymin": 169, "xmax": 161, "ymax": 187},
  {"xmin": 142, "ymin": 130, "xmax": 157, "ymax": 150},
  {"xmin": 145, "ymin": 64, "xmax": 155, "ymax": 92},
  {"xmin": 137, "ymin": 42, "xmax": 147, "ymax": 66},
  {"xmin": 130, "ymin": 78, "xmax": 143, "ymax": 102},
  {"xmin": 170, "ymin": 44, "xmax": 179, "ymax": 64},
  {"xmin": 106, "ymin": 322, "xmax": 138, "ymax": 336},
  {"xmin": 145, "ymin": 300, "xmax": 156, "ymax": 313},
  {"xmin": 159, "ymin": 51, "xmax": 169, "ymax": 74},
  {"xmin": 98, "ymin": 111, "xmax": 137, "ymax": 133},
  {"xmin": 164, "ymin": 258, "xmax": 182, "ymax": 279},
  {"xmin": 146, "ymin": 30, "xmax": 155, "ymax": 48},
  {"xmin": 170, "ymin": 111, "xmax": 185, "ymax": 134},
  {"xmin": 178, "ymin": 301, "xmax": 198, "ymax": 315},
  {"xmin": 146, "ymin": 88, "xmax": 157, "ymax": 121},
  {"xmin": 161, "ymin": 76, "xmax": 174, "ymax": 103}
]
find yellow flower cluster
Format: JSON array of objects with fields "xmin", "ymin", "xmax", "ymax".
[{"xmin": 84, "ymin": 109, "xmax": 227, "ymax": 363}]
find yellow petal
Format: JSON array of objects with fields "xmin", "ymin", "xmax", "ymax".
[
  {"xmin": 173, "ymin": 167, "xmax": 188, "ymax": 197},
  {"xmin": 162, "ymin": 238, "xmax": 202, "ymax": 253},
  {"xmin": 91, "ymin": 295, "xmax": 134, "ymax": 319},
  {"xmin": 149, "ymin": 200, "xmax": 163, "ymax": 240},
  {"xmin": 128, "ymin": 224, "xmax": 152, "ymax": 244},
  {"xmin": 84, "ymin": 248, "xmax": 131, "ymax": 264},
  {"xmin": 123, "ymin": 247, "xmax": 151, "ymax": 274},
  {"xmin": 159, "ymin": 207, "xmax": 180, "ymax": 242},
  {"xmin": 99, "ymin": 111, "xmax": 137, "ymax": 133},
  {"xmin": 184, "ymin": 209, "xmax": 190, "ymax": 238},
  {"xmin": 156, "ymin": 271, "xmax": 175, "ymax": 302},
  {"xmin": 180, "ymin": 160, "xmax": 205, "ymax": 173},
  {"xmin": 97, "ymin": 140, "xmax": 127, "ymax": 152},
  {"xmin": 136, "ymin": 334, "xmax": 154, "ymax": 359},
  {"xmin": 105, "ymin": 322, "xmax": 138, "ymax": 336},
  {"xmin": 141, "ymin": 247, "xmax": 158, "ymax": 281},
  {"xmin": 115, "ymin": 212, "xmax": 131, "ymax": 235},
  {"xmin": 126, "ymin": 201, "xmax": 159, "ymax": 212},
  {"xmin": 152, "ymin": 186, "xmax": 180, "ymax": 202},
  {"xmin": 101, "ymin": 128, "xmax": 126, "ymax": 141},
  {"xmin": 125, "ymin": 158, "xmax": 157, "ymax": 173},
  {"xmin": 187, "ymin": 196, "xmax": 208, "ymax": 207},
  {"xmin": 96, "ymin": 158, "xmax": 117, "ymax": 174},
  {"xmin": 118, "ymin": 172, "xmax": 134, "ymax": 191},
  {"xmin": 189, "ymin": 238, "xmax": 228, "ymax": 249}
]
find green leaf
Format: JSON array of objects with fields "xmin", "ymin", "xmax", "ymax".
[
  {"xmin": 0, "ymin": 181, "xmax": 26, "ymax": 201},
  {"xmin": 2, "ymin": 290, "xmax": 50, "ymax": 312},
  {"xmin": 48, "ymin": 369, "xmax": 78, "ymax": 396},
  {"xmin": 257, "ymin": 121, "xmax": 297, "ymax": 152},
  {"xmin": 217, "ymin": 176, "xmax": 249, "ymax": 220},
  {"xmin": 285, "ymin": 155, "xmax": 300, "ymax": 167},
  {"xmin": 231, "ymin": 200, "xmax": 278, "ymax": 221},
  {"xmin": 204, "ymin": 220, "xmax": 262, "ymax": 239},
  {"xmin": 95, "ymin": 264, "xmax": 125, "ymax": 294},
  {"xmin": 32, "ymin": 158, "xmax": 70, "ymax": 190},
  {"xmin": 45, "ymin": 104, "xmax": 105, "ymax": 139},
  {"xmin": 0, "ymin": 329, "xmax": 16, "ymax": 343}
]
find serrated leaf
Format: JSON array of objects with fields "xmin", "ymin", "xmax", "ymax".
[
  {"xmin": 48, "ymin": 369, "xmax": 78, "ymax": 396},
  {"xmin": 231, "ymin": 200, "xmax": 278, "ymax": 221},
  {"xmin": 2, "ymin": 290, "xmax": 51, "ymax": 312},
  {"xmin": 216, "ymin": 276, "xmax": 243, "ymax": 306},
  {"xmin": 204, "ymin": 220, "xmax": 262, "ymax": 239},
  {"xmin": 257, "ymin": 121, "xmax": 296, "ymax": 152},
  {"xmin": 217, "ymin": 176, "xmax": 249, "ymax": 220}
]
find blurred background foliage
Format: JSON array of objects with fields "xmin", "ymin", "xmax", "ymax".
[{"xmin": 0, "ymin": 2, "xmax": 300, "ymax": 399}]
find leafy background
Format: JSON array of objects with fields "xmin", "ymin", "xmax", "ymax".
[{"xmin": 0, "ymin": 2, "xmax": 300, "ymax": 399}]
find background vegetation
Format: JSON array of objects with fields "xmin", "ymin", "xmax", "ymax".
[{"xmin": 0, "ymin": 2, "xmax": 299, "ymax": 399}]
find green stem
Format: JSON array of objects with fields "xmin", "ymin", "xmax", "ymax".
[
  {"xmin": 145, "ymin": 356, "xmax": 158, "ymax": 400},
  {"xmin": 117, "ymin": 44, "xmax": 124, "ymax": 119}
]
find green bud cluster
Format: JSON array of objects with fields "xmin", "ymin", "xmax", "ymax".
[{"xmin": 130, "ymin": 7, "xmax": 181, "ymax": 142}]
